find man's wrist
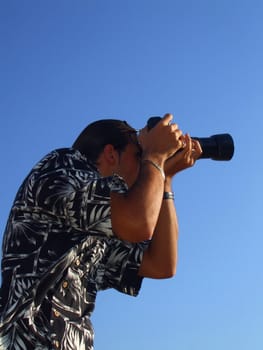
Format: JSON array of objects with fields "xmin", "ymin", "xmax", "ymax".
[
  {"xmin": 164, "ymin": 177, "xmax": 173, "ymax": 191},
  {"xmin": 163, "ymin": 191, "xmax": 174, "ymax": 200},
  {"xmin": 141, "ymin": 152, "xmax": 165, "ymax": 168},
  {"xmin": 142, "ymin": 159, "xmax": 165, "ymax": 180}
]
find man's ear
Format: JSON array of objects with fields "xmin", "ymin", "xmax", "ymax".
[{"xmin": 103, "ymin": 144, "xmax": 119, "ymax": 166}]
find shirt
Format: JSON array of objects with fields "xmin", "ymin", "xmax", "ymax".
[{"xmin": 0, "ymin": 148, "xmax": 146, "ymax": 350}]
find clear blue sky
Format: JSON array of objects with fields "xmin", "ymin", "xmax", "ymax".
[{"xmin": 1, "ymin": 1, "xmax": 262, "ymax": 349}]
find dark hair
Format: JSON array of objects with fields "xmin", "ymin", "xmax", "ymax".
[{"xmin": 72, "ymin": 119, "xmax": 138, "ymax": 164}]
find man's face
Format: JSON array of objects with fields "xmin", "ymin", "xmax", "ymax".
[{"xmin": 115, "ymin": 142, "xmax": 142, "ymax": 188}]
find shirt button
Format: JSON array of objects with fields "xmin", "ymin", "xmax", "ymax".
[
  {"xmin": 62, "ymin": 280, "xmax": 68, "ymax": 289},
  {"xmin": 54, "ymin": 310, "xmax": 60, "ymax": 317},
  {"xmin": 54, "ymin": 340, "xmax": 60, "ymax": 348},
  {"xmin": 75, "ymin": 259, "xmax": 80, "ymax": 266}
]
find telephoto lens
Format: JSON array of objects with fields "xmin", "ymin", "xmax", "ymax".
[{"xmin": 147, "ymin": 116, "xmax": 234, "ymax": 161}]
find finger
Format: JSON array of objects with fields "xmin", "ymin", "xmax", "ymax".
[
  {"xmin": 161, "ymin": 113, "xmax": 173, "ymax": 125},
  {"xmin": 181, "ymin": 134, "xmax": 191, "ymax": 151},
  {"xmin": 170, "ymin": 123, "xmax": 180, "ymax": 132},
  {"xmin": 139, "ymin": 126, "xmax": 148, "ymax": 134},
  {"xmin": 137, "ymin": 126, "xmax": 147, "ymax": 143},
  {"xmin": 191, "ymin": 139, "xmax": 203, "ymax": 157},
  {"xmin": 189, "ymin": 139, "xmax": 203, "ymax": 161},
  {"xmin": 138, "ymin": 126, "xmax": 146, "ymax": 137}
]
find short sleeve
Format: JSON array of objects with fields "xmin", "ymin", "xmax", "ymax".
[
  {"xmin": 67, "ymin": 173, "xmax": 128, "ymax": 236},
  {"xmin": 107, "ymin": 173, "xmax": 128, "ymax": 194},
  {"xmin": 99, "ymin": 239, "xmax": 149, "ymax": 296},
  {"xmin": 37, "ymin": 171, "xmax": 128, "ymax": 236}
]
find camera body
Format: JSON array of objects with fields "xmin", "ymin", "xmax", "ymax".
[{"xmin": 147, "ymin": 116, "xmax": 234, "ymax": 161}]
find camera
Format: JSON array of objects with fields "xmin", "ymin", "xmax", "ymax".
[{"xmin": 147, "ymin": 116, "xmax": 234, "ymax": 161}]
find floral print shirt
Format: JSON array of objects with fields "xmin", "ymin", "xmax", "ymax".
[{"xmin": 0, "ymin": 148, "xmax": 146, "ymax": 350}]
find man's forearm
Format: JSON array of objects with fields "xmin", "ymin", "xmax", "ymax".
[
  {"xmin": 139, "ymin": 179, "xmax": 179, "ymax": 278},
  {"xmin": 111, "ymin": 160, "xmax": 165, "ymax": 242}
]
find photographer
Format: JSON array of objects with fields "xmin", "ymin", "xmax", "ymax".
[{"xmin": 0, "ymin": 113, "xmax": 202, "ymax": 350}]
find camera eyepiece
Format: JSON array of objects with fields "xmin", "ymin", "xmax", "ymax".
[{"xmin": 147, "ymin": 116, "xmax": 234, "ymax": 161}]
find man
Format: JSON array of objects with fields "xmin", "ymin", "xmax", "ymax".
[{"xmin": 0, "ymin": 113, "xmax": 202, "ymax": 349}]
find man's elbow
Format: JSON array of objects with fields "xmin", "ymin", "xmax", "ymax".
[
  {"xmin": 112, "ymin": 219, "xmax": 154, "ymax": 243},
  {"xmin": 161, "ymin": 269, "xmax": 177, "ymax": 279},
  {"xmin": 154, "ymin": 264, "xmax": 177, "ymax": 279},
  {"xmin": 126, "ymin": 219, "xmax": 155, "ymax": 242}
]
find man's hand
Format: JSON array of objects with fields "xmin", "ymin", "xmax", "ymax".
[
  {"xmin": 138, "ymin": 114, "xmax": 184, "ymax": 165},
  {"xmin": 164, "ymin": 134, "xmax": 202, "ymax": 179}
]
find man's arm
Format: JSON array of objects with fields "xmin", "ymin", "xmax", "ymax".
[
  {"xmin": 138, "ymin": 177, "xmax": 178, "ymax": 278},
  {"xmin": 139, "ymin": 135, "xmax": 202, "ymax": 278},
  {"xmin": 111, "ymin": 161, "xmax": 165, "ymax": 242},
  {"xmin": 111, "ymin": 114, "xmax": 183, "ymax": 243}
]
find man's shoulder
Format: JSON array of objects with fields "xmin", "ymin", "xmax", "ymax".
[
  {"xmin": 16, "ymin": 149, "xmax": 100, "ymax": 193},
  {"xmin": 33, "ymin": 148, "xmax": 97, "ymax": 173}
]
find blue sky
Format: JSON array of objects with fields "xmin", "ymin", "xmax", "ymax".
[{"xmin": 1, "ymin": 1, "xmax": 262, "ymax": 349}]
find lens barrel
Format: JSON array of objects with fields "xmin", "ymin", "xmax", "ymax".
[
  {"xmin": 147, "ymin": 116, "xmax": 234, "ymax": 161},
  {"xmin": 192, "ymin": 134, "xmax": 234, "ymax": 161}
]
